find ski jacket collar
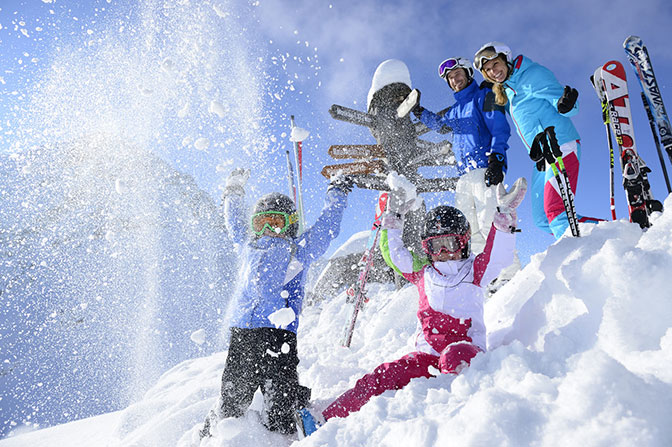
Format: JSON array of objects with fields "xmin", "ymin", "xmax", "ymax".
[
  {"xmin": 504, "ymin": 55, "xmax": 529, "ymax": 91},
  {"xmin": 429, "ymin": 257, "xmax": 474, "ymax": 288},
  {"xmin": 453, "ymin": 79, "xmax": 478, "ymax": 103}
]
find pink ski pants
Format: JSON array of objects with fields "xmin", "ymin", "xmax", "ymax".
[{"xmin": 323, "ymin": 343, "xmax": 480, "ymax": 420}]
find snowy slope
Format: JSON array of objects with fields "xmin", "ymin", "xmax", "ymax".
[{"xmin": 2, "ymin": 196, "xmax": 671, "ymax": 446}]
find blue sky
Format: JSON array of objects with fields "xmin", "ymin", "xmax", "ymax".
[{"xmin": 1, "ymin": 0, "xmax": 672, "ymax": 263}]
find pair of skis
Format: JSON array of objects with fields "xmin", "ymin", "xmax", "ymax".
[
  {"xmin": 591, "ymin": 54, "xmax": 663, "ymax": 228},
  {"xmin": 624, "ymin": 35, "xmax": 672, "ymax": 191},
  {"xmin": 341, "ymin": 192, "xmax": 388, "ymax": 348}
]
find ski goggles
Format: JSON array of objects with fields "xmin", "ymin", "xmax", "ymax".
[
  {"xmin": 437, "ymin": 58, "xmax": 468, "ymax": 78},
  {"xmin": 473, "ymin": 46, "xmax": 500, "ymax": 72},
  {"xmin": 250, "ymin": 211, "xmax": 298, "ymax": 236},
  {"xmin": 421, "ymin": 233, "xmax": 470, "ymax": 256}
]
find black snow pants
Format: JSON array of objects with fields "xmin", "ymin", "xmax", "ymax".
[{"xmin": 219, "ymin": 326, "xmax": 311, "ymax": 434}]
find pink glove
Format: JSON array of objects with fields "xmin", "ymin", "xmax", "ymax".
[{"xmin": 493, "ymin": 177, "xmax": 527, "ymax": 232}]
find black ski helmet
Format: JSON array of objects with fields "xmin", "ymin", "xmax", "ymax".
[
  {"xmin": 422, "ymin": 206, "xmax": 471, "ymax": 258},
  {"xmin": 252, "ymin": 192, "xmax": 298, "ymax": 238}
]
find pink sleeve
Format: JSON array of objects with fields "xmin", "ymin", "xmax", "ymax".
[{"xmin": 403, "ymin": 269, "xmax": 425, "ymax": 285}]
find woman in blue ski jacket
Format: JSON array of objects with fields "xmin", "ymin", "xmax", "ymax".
[
  {"xmin": 200, "ymin": 168, "xmax": 351, "ymax": 438},
  {"xmin": 412, "ymin": 56, "xmax": 511, "ymax": 255},
  {"xmin": 474, "ymin": 41, "xmax": 601, "ymax": 238}
]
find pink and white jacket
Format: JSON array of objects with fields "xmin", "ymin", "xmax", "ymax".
[{"xmin": 382, "ymin": 224, "xmax": 515, "ymax": 354}]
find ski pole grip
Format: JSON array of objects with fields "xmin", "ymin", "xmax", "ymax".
[
  {"xmin": 529, "ymin": 131, "xmax": 547, "ymax": 171},
  {"xmin": 544, "ymin": 126, "xmax": 563, "ymax": 158}
]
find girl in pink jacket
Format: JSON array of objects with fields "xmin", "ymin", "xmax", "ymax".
[{"xmin": 297, "ymin": 178, "xmax": 526, "ymax": 436}]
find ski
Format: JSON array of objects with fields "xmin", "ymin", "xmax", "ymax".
[
  {"xmin": 342, "ymin": 192, "xmax": 388, "ymax": 348},
  {"xmin": 599, "ymin": 60, "xmax": 660, "ymax": 228},
  {"xmin": 623, "ymin": 35, "xmax": 672, "ymax": 168},
  {"xmin": 590, "ymin": 70, "xmax": 617, "ymax": 220},
  {"xmin": 639, "ymin": 91, "xmax": 672, "ymax": 193}
]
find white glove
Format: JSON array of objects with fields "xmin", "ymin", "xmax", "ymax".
[
  {"xmin": 493, "ymin": 177, "xmax": 527, "ymax": 232},
  {"xmin": 224, "ymin": 168, "xmax": 250, "ymax": 196}
]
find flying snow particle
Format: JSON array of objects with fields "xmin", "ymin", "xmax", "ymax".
[
  {"xmin": 208, "ymin": 100, "xmax": 227, "ymax": 118},
  {"xmin": 281, "ymin": 343, "xmax": 290, "ymax": 354},
  {"xmin": 268, "ymin": 307, "xmax": 296, "ymax": 329},
  {"xmin": 194, "ymin": 138, "xmax": 209, "ymax": 151},
  {"xmin": 190, "ymin": 329, "xmax": 206, "ymax": 345},
  {"xmin": 115, "ymin": 178, "xmax": 128, "ymax": 194},
  {"xmin": 161, "ymin": 58, "xmax": 175, "ymax": 73},
  {"xmin": 289, "ymin": 126, "xmax": 310, "ymax": 142}
]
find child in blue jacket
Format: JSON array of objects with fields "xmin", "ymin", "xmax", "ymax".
[
  {"xmin": 200, "ymin": 169, "xmax": 351, "ymax": 438},
  {"xmin": 474, "ymin": 41, "xmax": 601, "ymax": 238}
]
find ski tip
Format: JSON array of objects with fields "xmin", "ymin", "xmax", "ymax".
[{"xmin": 623, "ymin": 35, "xmax": 642, "ymax": 47}]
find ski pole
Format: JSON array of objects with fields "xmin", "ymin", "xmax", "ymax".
[
  {"xmin": 290, "ymin": 115, "xmax": 306, "ymax": 235},
  {"xmin": 544, "ymin": 127, "xmax": 580, "ymax": 237},
  {"xmin": 640, "ymin": 92, "xmax": 672, "ymax": 193},
  {"xmin": 590, "ymin": 73, "xmax": 616, "ymax": 220},
  {"xmin": 285, "ymin": 150, "xmax": 297, "ymax": 203}
]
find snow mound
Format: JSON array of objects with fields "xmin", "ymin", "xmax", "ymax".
[{"xmin": 2, "ymin": 197, "xmax": 671, "ymax": 446}]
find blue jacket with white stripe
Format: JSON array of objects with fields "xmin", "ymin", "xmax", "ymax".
[{"xmin": 224, "ymin": 187, "xmax": 347, "ymax": 333}]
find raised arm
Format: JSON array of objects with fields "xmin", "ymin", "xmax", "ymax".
[
  {"xmin": 295, "ymin": 179, "xmax": 350, "ymax": 264},
  {"xmin": 223, "ymin": 168, "xmax": 250, "ymax": 245}
]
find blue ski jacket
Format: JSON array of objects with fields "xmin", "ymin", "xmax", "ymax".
[
  {"xmin": 504, "ymin": 55, "xmax": 580, "ymax": 150},
  {"xmin": 419, "ymin": 79, "xmax": 510, "ymax": 176},
  {"xmin": 225, "ymin": 187, "xmax": 347, "ymax": 334}
]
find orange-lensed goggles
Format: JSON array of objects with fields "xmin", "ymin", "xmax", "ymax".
[{"xmin": 250, "ymin": 211, "xmax": 298, "ymax": 235}]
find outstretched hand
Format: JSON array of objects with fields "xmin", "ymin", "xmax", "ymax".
[
  {"xmin": 224, "ymin": 168, "xmax": 250, "ymax": 195},
  {"xmin": 328, "ymin": 174, "xmax": 354, "ymax": 194},
  {"xmin": 493, "ymin": 177, "xmax": 527, "ymax": 232}
]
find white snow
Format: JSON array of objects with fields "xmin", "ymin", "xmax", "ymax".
[
  {"xmin": 327, "ymin": 230, "xmax": 369, "ymax": 259},
  {"xmin": 268, "ymin": 307, "xmax": 296, "ymax": 329},
  {"xmin": 194, "ymin": 138, "xmax": 210, "ymax": 151},
  {"xmin": 366, "ymin": 59, "xmax": 411, "ymax": 109},
  {"xmin": 289, "ymin": 126, "xmax": 310, "ymax": 142},
  {"xmin": 2, "ymin": 198, "xmax": 672, "ymax": 446},
  {"xmin": 208, "ymin": 100, "xmax": 227, "ymax": 118},
  {"xmin": 190, "ymin": 329, "xmax": 207, "ymax": 346}
]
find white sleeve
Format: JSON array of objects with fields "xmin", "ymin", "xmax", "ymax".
[
  {"xmin": 386, "ymin": 228, "xmax": 415, "ymax": 274},
  {"xmin": 473, "ymin": 225, "xmax": 515, "ymax": 287}
]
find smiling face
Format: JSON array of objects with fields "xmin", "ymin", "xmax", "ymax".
[
  {"xmin": 431, "ymin": 250, "xmax": 463, "ymax": 262},
  {"xmin": 481, "ymin": 56, "xmax": 509, "ymax": 83},
  {"xmin": 447, "ymin": 68, "xmax": 470, "ymax": 92}
]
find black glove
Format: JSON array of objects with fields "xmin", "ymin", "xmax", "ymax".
[
  {"xmin": 412, "ymin": 104, "xmax": 425, "ymax": 120},
  {"xmin": 529, "ymin": 131, "xmax": 547, "ymax": 171},
  {"xmin": 557, "ymin": 86, "xmax": 578, "ymax": 114},
  {"xmin": 328, "ymin": 174, "xmax": 354, "ymax": 194},
  {"xmin": 484, "ymin": 153, "xmax": 505, "ymax": 186}
]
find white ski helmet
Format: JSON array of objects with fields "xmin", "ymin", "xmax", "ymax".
[{"xmin": 473, "ymin": 41, "xmax": 512, "ymax": 72}]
